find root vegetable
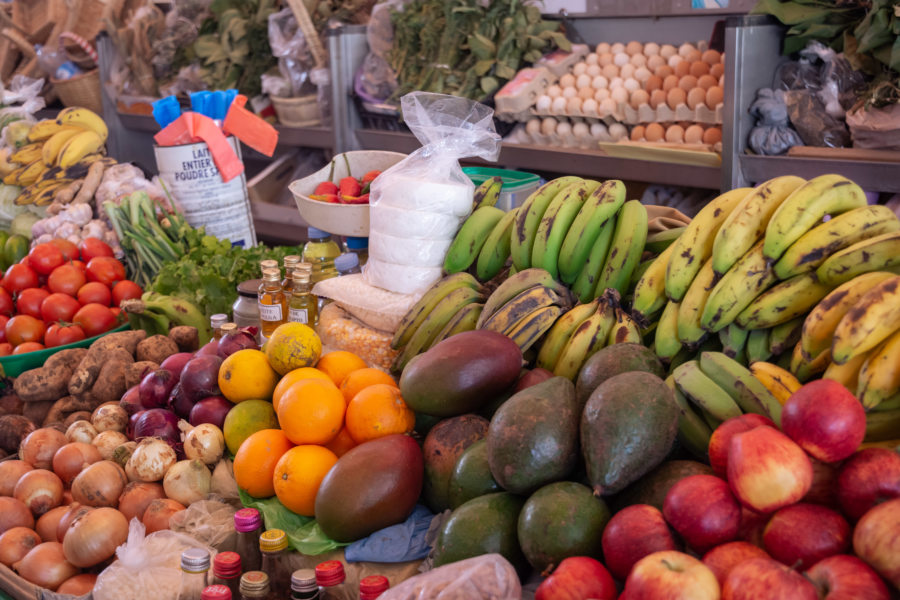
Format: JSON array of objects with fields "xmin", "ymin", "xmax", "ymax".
[
  {"xmin": 0, "ymin": 392, "xmax": 23, "ymax": 415},
  {"xmin": 52, "ymin": 442, "xmax": 102, "ymax": 485},
  {"xmin": 93, "ymin": 430, "xmax": 129, "ymax": 460},
  {"xmin": 112, "ymin": 441, "xmax": 136, "ymax": 468},
  {"xmin": 62, "ymin": 506, "xmax": 128, "ymax": 568},
  {"xmin": 0, "ymin": 527, "xmax": 41, "ymax": 566},
  {"xmin": 0, "ymin": 497, "xmax": 34, "ymax": 533},
  {"xmin": 65, "ymin": 420, "xmax": 97, "ymax": 444},
  {"xmin": 169, "ymin": 326, "xmax": 199, "ymax": 353},
  {"xmin": 68, "ymin": 330, "xmax": 146, "ymax": 397},
  {"xmin": 126, "ymin": 437, "xmax": 177, "ymax": 482},
  {"xmin": 126, "ymin": 361, "xmax": 158, "ymax": 389},
  {"xmin": 84, "ymin": 348, "xmax": 133, "ymax": 406},
  {"xmin": 118, "ymin": 481, "xmax": 166, "ymax": 522},
  {"xmin": 35, "ymin": 506, "xmax": 69, "ymax": 542},
  {"xmin": 71, "ymin": 460, "xmax": 126, "ymax": 508},
  {"xmin": 46, "ymin": 396, "xmax": 95, "ymax": 428},
  {"xmin": 14, "ymin": 348, "xmax": 87, "ymax": 404},
  {"xmin": 184, "ymin": 424, "xmax": 225, "ymax": 466},
  {"xmin": 163, "ymin": 459, "xmax": 211, "ymax": 506},
  {"xmin": 136, "ymin": 335, "xmax": 179, "ymax": 365},
  {"xmin": 91, "ymin": 403, "xmax": 128, "ymax": 433},
  {"xmin": 63, "ymin": 411, "xmax": 92, "ymax": 429},
  {"xmin": 57, "ymin": 504, "xmax": 91, "ymax": 543},
  {"xmin": 19, "ymin": 428, "xmax": 66, "ymax": 469},
  {"xmin": 24, "ymin": 401, "xmax": 54, "ymax": 426},
  {"xmin": 0, "ymin": 460, "xmax": 33, "ymax": 496},
  {"xmin": 13, "ymin": 541, "xmax": 77, "ymax": 590},
  {"xmin": 0, "ymin": 415, "xmax": 34, "ymax": 454},
  {"xmin": 73, "ymin": 161, "xmax": 105, "ymax": 205},
  {"xmin": 142, "ymin": 498, "xmax": 185, "ymax": 533},
  {"xmin": 57, "ymin": 573, "xmax": 97, "ymax": 595},
  {"xmin": 14, "ymin": 469, "xmax": 63, "ymax": 515}
]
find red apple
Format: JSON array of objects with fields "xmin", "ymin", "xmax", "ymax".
[
  {"xmin": 782, "ymin": 379, "xmax": 865, "ymax": 463},
  {"xmin": 514, "ymin": 367, "xmax": 554, "ymax": 392},
  {"xmin": 663, "ymin": 474, "xmax": 741, "ymax": 553},
  {"xmin": 836, "ymin": 447, "xmax": 900, "ymax": 521},
  {"xmin": 708, "ymin": 414, "xmax": 775, "ymax": 476},
  {"xmin": 806, "ymin": 555, "xmax": 891, "ymax": 600},
  {"xmin": 535, "ymin": 556, "xmax": 617, "ymax": 600},
  {"xmin": 601, "ymin": 504, "xmax": 680, "ymax": 580},
  {"xmin": 702, "ymin": 541, "xmax": 770, "ymax": 586},
  {"xmin": 737, "ymin": 507, "xmax": 768, "ymax": 547},
  {"xmin": 852, "ymin": 498, "xmax": 900, "ymax": 589},
  {"xmin": 802, "ymin": 458, "xmax": 839, "ymax": 507},
  {"xmin": 762, "ymin": 503, "xmax": 850, "ymax": 568},
  {"xmin": 722, "ymin": 557, "xmax": 818, "ymax": 599},
  {"xmin": 727, "ymin": 426, "xmax": 813, "ymax": 513},
  {"xmin": 622, "ymin": 550, "xmax": 720, "ymax": 600}
]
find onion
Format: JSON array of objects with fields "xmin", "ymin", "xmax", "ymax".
[
  {"xmin": 217, "ymin": 329, "xmax": 258, "ymax": 358},
  {"xmin": 112, "ymin": 441, "xmax": 137, "ymax": 467},
  {"xmin": 57, "ymin": 504, "xmax": 92, "ymax": 543},
  {"xmin": 65, "ymin": 420, "xmax": 98, "ymax": 445},
  {"xmin": 142, "ymin": 498, "xmax": 185, "ymax": 533},
  {"xmin": 120, "ymin": 385, "xmax": 142, "ymax": 416},
  {"xmin": 163, "ymin": 459, "xmax": 211, "ymax": 506},
  {"xmin": 35, "ymin": 506, "xmax": 69, "ymax": 542},
  {"xmin": 127, "ymin": 410, "xmax": 145, "ymax": 438},
  {"xmin": 92, "ymin": 430, "xmax": 129, "ymax": 460},
  {"xmin": 118, "ymin": 481, "xmax": 166, "ymax": 523},
  {"xmin": 14, "ymin": 469, "xmax": 63, "ymax": 516},
  {"xmin": 71, "ymin": 461, "xmax": 126, "ymax": 508},
  {"xmin": 52, "ymin": 442, "xmax": 102, "ymax": 485},
  {"xmin": 63, "ymin": 412, "xmax": 91, "ymax": 429},
  {"xmin": 180, "ymin": 355, "xmax": 223, "ymax": 402},
  {"xmin": 57, "ymin": 573, "xmax": 98, "ymax": 595},
  {"xmin": 13, "ymin": 541, "xmax": 77, "ymax": 590},
  {"xmin": 0, "ymin": 460, "xmax": 33, "ymax": 496},
  {"xmin": 184, "ymin": 424, "xmax": 225, "ymax": 465},
  {"xmin": 161, "ymin": 352, "xmax": 194, "ymax": 381},
  {"xmin": 63, "ymin": 506, "xmax": 128, "ymax": 568},
  {"xmin": 133, "ymin": 408, "xmax": 182, "ymax": 449},
  {"xmin": 0, "ymin": 527, "xmax": 41, "ymax": 566},
  {"xmin": 140, "ymin": 369, "xmax": 178, "ymax": 410},
  {"xmin": 19, "ymin": 428, "xmax": 67, "ymax": 470},
  {"xmin": 0, "ymin": 497, "xmax": 34, "ymax": 533},
  {"xmin": 125, "ymin": 437, "xmax": 177, "ymax": 482},
  {"xmin": 92, "ymin": 403, "xmax": 128, "ymax": 433},
  {"xmin": 170, "ymin": 383, "xmax": 196, "ymax": 419},
  {"xmin": 197, "ymin": 339, "xmax": 219, "ymax": 356},
  {"xmin": 189, "ymin": 396, "xmax": 232, "ymax": 429},
  {"xmin": 61, "ymin": 489, "xmax": 73, "ymax": 505}
]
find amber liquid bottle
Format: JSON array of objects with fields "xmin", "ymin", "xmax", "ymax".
[{"xmin": 257, "ymin": 268, "xmax": 286, "ymax": 339}]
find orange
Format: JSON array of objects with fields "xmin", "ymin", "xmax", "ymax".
[
  {"xmin": 233, "ymin": 429, "xmax": 294, "ymax": 498},
  {"xmin": 339, "ymin": 368, "xmax": 397, "ymax": 405},
  {"xmin": 316, "ymin": 350, "xmax": 367, "ymax": 386},
  {"xmin": 276, "ymin": 378, "xmax": 346, "ymax": 445},
  {"xmin": 219, "ymin": 349, "xmax": 280, "ymax": 403},
  {"xmin": 273, "ymin": 445, "xmax": 338, "ymax": 516},
  {"xmin": 273, "ymin": 367, "xmax": 334, "ymax": 412},
  {"xmin": 345, "ymin": 383, "xmax": 415, "ymax": 444},
  {"xmin": 323, "ymin": 425, "xmax": 357, "ymax": 458},
  {"xmin": 265, "ymin": 322, "xmax": 322, "ymax": 375}
]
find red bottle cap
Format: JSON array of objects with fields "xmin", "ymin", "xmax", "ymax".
[
  {"xmin": 201, "ymin": 584, "xmax": 232, "ymax": 600},
  {"xmin": 360, "ymin": 574, "xmax": 389, "ymax": 597},
  {"xmin": 213, "ymin": 551, "xmax": 242, "ymax": 578},
  {"xmin": 315, "ymin": 560, "xmax": 346, "ymax": 586}
]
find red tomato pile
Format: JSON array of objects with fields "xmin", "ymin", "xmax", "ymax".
[{"xmin": 0, "ymin": 238, "xmax": 142, "ymax": 356}]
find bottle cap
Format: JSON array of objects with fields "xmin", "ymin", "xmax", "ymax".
[
  {"xmin": 262, "ymin": 268, "xmax": 281, "ymax": 281},
  {"xmin": 360, "ymin": 574, "xmax": 390, "ymax": 594},
  {"xmin": 238, "ymin": 279, "xmax": 261, "ymax": 298},
  {"xmin": 239, "ymin": 571, "xmax": 270, "ymax": 593},
  {"xmin": 219, "ymin": 323, "xmax": 237, "ymax": 334},
  {"xmin": 335, "ymin": 253, "xmax": 359, "ymax": 272},
  {"xmin": 234, "ymin": 508, "xmax": 262, "ymax": 532},
  {"xmin": 291, "ymin": 569, "xmax": 318, "ymax": 592},
  {"xmin": 213, "ymin": 551, "xmax": 241, "ymax": 578},
  {"xmin": 283, "ymin": 255, "xmax": 301, "ymax": 266},
  {"xmin": 292, "ymin": 269, "xmax": 310, "ymax": 283},
  {"xmin": 345, "ymin": 236, "xmax": 369, "ymax": 249},
  {"xmin": 181, "ymin": 548, "xmax": 210, "ymax": 573},
  {"xmin": 259, "ymin": 259, "xmax": 278, "ymax": 271},
  {"xmin": 201, "ymin": 584, "xmax": 232, "ymax": 600},
  {"xmin": 315, "ymin": 560, "xmax": 346, "ymax": 586},
  {"xmin": 307, "ymin": 227, "xmax": 329, "ymax": 239},
  {"xmin": 296, "ymin": 262, "xmax": 313, "ymax": 273},
  {"xmin": 259, "ymin": 529, "xmax": 288, "ymax": 552},
  {"xmin": 210, "ymin": 313, "xmax": 228, "ymax": 328}
]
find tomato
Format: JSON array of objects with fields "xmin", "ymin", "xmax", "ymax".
[
  {"xmin": 48, "ymin": 239, "xmax": 79, "ymax": 262},
  {"xmin": 73, "ymin": 303, "xmax": 116, "ymax": 337},
  {"xmin": 48, "ymin": 264, "xmax": 86, "ymax": 297},
  {"xmin": 0, "ymin": 315, "xmax": 8, "ymax": 342},
  {"xmin": 112, "ymin": 280, "xmax": 143, "ymax": 306},
  {"xmin": 45, "ymin": 323, "xmax": 85, "ymax": 347},
  {"xmin": 27, "ymin": 243, "xmax": 65, "ymax": 276},
  {"xmin": 77, "ymin": 282, "xmax": 112, "ymax": 306},
  {"xmin": 16, "ymin": 288, "xmax": 50, "ymax": 319},
  {"xmin": 0, "ymin": 287, "xmax": 12, "ymax": 317},
  {"xmin": 70, "ymin": 260, "xmax": 86, "ymax": 272},
  {"xmin": 41, "ymin": 293, "xmax": 81, "ymax": 323},
  {"xmin": 6, "ymin": 315, "xmax": 45, "ymax": 346},
  {"xmin": 78, "ymin": 238, "xmax": 114, "ymax": 262},
  {"xmin": 85, "ymin": 257, "xmax": 126, "ymax": 287},
  {"xmin": 1, "ymin": 264, "xmax": 39, "ymax": 294},
  {"xmin": 109, "ymin": 306, "xmax": 122, "ymax": 319},
  {"xmin": 13, "ymin": 342, "xmax": 44, "ymax": 354},
  {"xmin": 0, "ymin": 343, "xmax": 12, "ymax": 356}
]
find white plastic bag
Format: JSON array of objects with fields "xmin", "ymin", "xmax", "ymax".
[{"xmin": 379, "ymin": 554, "xmax": 522, "ymax": 600}]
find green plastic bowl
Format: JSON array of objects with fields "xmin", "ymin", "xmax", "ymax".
[{"xmin": 0, "ymin": 323, "xmax": 131, "ymax": 377}]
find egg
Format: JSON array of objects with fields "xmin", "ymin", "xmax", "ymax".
[
  {"xmin": 535, "ymin": 95, "xmax": 552, "ymax": 112},
  {"xmin": 599, "ymin": 98, "xmax": 617, "ymax": 115},
  {"xmin": 594, "ymin": 88, "xmax": 611, "ymax": 102},
  {"xmin": 662, "ymin": 75, "xmax": 680, "ymax": 92},
  {"xmin": 619, "ymin": 63, "xmax": 636, "ymax": 79},
  {"xmin": 645, "ymin": 122, "xmax": 665, "ymax": 141},
  {"xmin": 649, "ymin": 89, "xmax": 667, "ymax": 109},
  {"xmin": 719, "ymin": 75, "xmax": 724, "ymax": 87},
  {"xmin": 630, "ymin": 89, "xmax": 650, "ymax": 108},
  {"xmin": 598, "ymin": 52, "xmax": 614, "ymax": 67},
  {"xmin": 702, "ymin": 49, "xmax": 721, "ymax": 65},
  {"xmin": 610, "ymin": 86, "xmax": 629, "ymax": 104},
  {"xmin": 578, "ymin": 87, "xmax": 595, "ymax": 100},
  {"xmin": 630, "ymin": 54, "xmax": 647, "ymax": 67},
  {"xmin": 666, "ymin": 124, "xmax": 685, "ymax": 143},
  {"xmin": 573, "ymin": 121, "xmax": 590, "ymax": 140},
  {"xmin": 634, "ymin": 67, "xmax": 652, "ymax": 82},
  {"xmin": 525, "ymin": 118, "xmax": 541, "ymax": 135},
  {"xmin": 556, "ymin": 120, "xmax": 573, "ymax": 138},
  {"xmin": 602, "ymin": 64, "xmax": 619, "ymax": 79},
  {"xmin": 611, "ymin": 42, "xmax": 626, "ymax": 54},
  {"xmin": 596, "ymin": 42, "xmax": 611, "ymax": 54},
  {"xmin": 626, "ymin": 41, "xmax": 643, "ymax": 56},
  {"xmin": 567, "ymin": 97, "xmax": 583, "ymax": 114},
  {"xmin": 582, "ymin": 98, "xmax": 599, "ymax": 116},
  {"xmin": 690, "ymin": 62, "xmax": 709, "ymax": 79},
  {"xmin": 710, "ymin": 63, "xmax": 725, "ymax": 79},
  {"xmin": 685, "ymin": 49, "xmax": 702, "ymax": 63},
  {"xmin": 573, "ymin": 62, "xmax": 588, "ymax": 77},
  {"xmin": 614, "ymin": 52, "xmax": 630, "ymax": 67},
  {"xmin": 591, "ymin": 75, "xmax": 609, "ymax": 90},
  {"xmin": 647, "ymin": 55, "xmax": 666, "ymax": 71},
  {"xmin": 667, "ymin": 87, "xmax": 687, "ymax": 109},
  {"xmin": 697, "ymin": 74, "xmax": 717, "ymax": 90},
  {"xmin": 678, "ymin": 42, "xmax": 696, "ymax": 57},
  {"xmin": 591, "ymin": 122, "xmax": 611, "ymax": 141},
  {"xmin": 609, "ymin": 123, "xmax": 628, "ymax": 141},
  {"xmin": 644, "ymin": 75, "xmax": 663, "ymax": 92},
  {"xmin": 703, "ymin": 126, "xmax": 722, "ymax": 145},
  {"xmin": 560, "ymin": 73, "xmax": 576, "ymax": 88},
  {"xmin": 576, "ymin": 74, "xmax": 592, "ymax": 89},
  {"xmin": 586, "ymin": 64, "xmax": 602, "ymax": 78},
  {"xmin": 655, "ymin": 65, "xmax": 674, "ymax": 78},
  {"xmin": 644, "ymin": 42, "xmax": 660, "ymax": 56},
  {"xmin": 547, "ymin": 84, "xmax": 563, "ymax": 98},
  {"xmin": 684, "ymin": 124, "xmax": 704, "ymax": 144},
  {"xmin": 609, "ymin": 77, "xmax": 624, "ymax": 90},
  {"xmin": 706, "ymin": 86, "xmax": 724, "ymax": 109},
  {"xmin": 585, "ymin": 53, "xmax": 600, "ymax": 67},
  {"xmin": 562, "ymin": 86, "xmax": 578, "ymax": 98},
  {"xmin": 623, "ymin": 77, "xmax": 640, "ymax": 92},
  {"xmin": 659, "ymin": 44, "xmax": 677, "ymax": 59},
  {"xmin": 668, "ymin": 54, "xmax": 684, "ymax": 68},
  {"xmin": 541, "ymin": 117, "xmax": 558, "ymax": 136},
  {"xmin": 674, "ymin": 61, "xmax": 691, "ymax": 77},
  {"xmin": 678, "ymin": 75, "xmax": 698, "ymax": 91},
  {"xmin": 551, "ymin": 96, "xmax": 568, "ymax": 113},
  {"xmin": 631, "ymin": 125, "xmax": 646, "ymax": 141},
  {"xmin": 687, "ymin": 87, "xmax": 706, "ymax": 109}
]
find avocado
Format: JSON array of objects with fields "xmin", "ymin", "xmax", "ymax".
[
  {"xmin": 414, "ymin": 412, "xmax": 443, "ymax": 437},
  {"xmin": 448, "ymin": 439, "xmax": 501, "ymax": 509},
  {"xmin": 611, "ymin": 459, "xmax": 715, "ymax": 513},
  {"xmin": 487, "ymin": 377, "xmax": 580, "ymax": 494},
  {"xmin": 581, "ymin": 371, "xmax": 679, "ymax": 496},
  {"xmin": 422, "ymin": 414, "xmax": 489, "ymax": 512},
  {"xmin": 433, "ymin": 492, "xmax": 526, "ymax": 572},
  {"xmin": 575, "ymin": 343, "xmax": 665, "ymax": 409},
  {"xmin": 517, "ymin": 481, "xmax": 610, "ymax": 573}
]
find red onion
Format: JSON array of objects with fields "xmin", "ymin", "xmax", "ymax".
[
  {"xmin": 160, "ymin": 352, "xmax": 193, "ymax": 381},
  {"xmin": 189, "ymin": 396, "xmax": 232, "ymax": 429},
  {"xmin": 139, "ymin": 369, "xmax": 177, "ymax": 410},
  {"xmin": 133, "ymin": 409, "xmax": 181, "ymax": 447},
  {"xmin": 180, "ymin": 355, "xmax": 222, "ymax": 402},
  {"xmin": 217, "ymin": 330, "xmax": 258, "ymax": 358},
  {"xmin": 196, "ymin": 339, "xmax": 219, "ymax": 356},
  {"xmin": 127, "ymin": 410, "xmax": 146, "ymax": 439},
  {"xmin": 119, "ymin": 385, "xmax": 143, "ymax": 416},
  {"xmin": 169, "ymin": 383, "xmax": 195, "ymax": 420}
]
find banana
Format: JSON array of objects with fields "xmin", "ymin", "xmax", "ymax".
[
  {"xmin": 750, "ymin": 361, "xmax": 802, "ymax": 406},
  {"xmin": 41, "ymin": 127, "xmax": 83, "ymax": 166},
  {"xmin": 0, "ymin": 148, "xmax": 16, "ymax": 177},
  {"xmin": 699, "ymin": 351, "xmax": 783, "ymax": 425},
  {"xmin": 631, "ymin": 240, "xmax": 678, "ymax": 327},
  {"xmin": 558, "ymin": 180, "xmax": 626, "ymax": 283},
  {"xmin": 531, "ymin": 180, "xmax": 597, "ymax": 278},
  {"xmin": 665, "ymin": 375, "xmax": 714, "ymax": 460},
  {"xmin": 654, "ymin": 300, "xmax": 683, "ymax": 362},
  {"xmin": 873, "ymin": 395, "xmax": 900, "ymax": 412},
  {"xmin": 858, "ymin": 329, "xmax": 900, "ymax": 410},
  {"xmin": 141, "ymin": 292, "xmax": 212, "ymax": 342},
  {"xmin": 736, "ymin": 273, "xmax": 833, "ymax": 330},
  {"xmin": 672, "ymin": 360, "xmax": 743, "ymax": 421},
  {"xmin": 10, "ymin": 143, "xmax": 44, "ymax": 165},
  {"xmin": 571, "ymin": 214, "xmax": 617, "ymax": 303},
  {"xmin": 27, "ymin": 119, "xmax": 70, "ymax": 142},
  {"xmin": 472, "ymin": 176, "xmax": 502, "ymax": 210},
  {"xmin": 768, "ymin": 316, "xmax": 805, "ymax": 357},
  {"xmin": 11, "ymin": 160, "xmax": 47, "ymax": 187},
  {"xmin": 800, "ymin": 271, "xmax": 897, "ymax": 361},
  {"xmin": 773, "ymin": 205, "xmax": 900, "ymax": 279},
  {"xmin": 392, "ymin": 273, "xmax": 483, "ymax": 349},
  {"xmin": 746, "ymin": 328, "xmax": 772, "ymax": 364},
  {"xmin": 608, "ymin": 306, "xmax": 642, "ymax": 345},
  {"xmin": 832, "ymin": 275, "xmax": 900, "ymax": 364},
  {"xmin": 15, "ymin": 181, "xmax": 69, "ymax": 206},
  {"xmin": 791, "ymin": 343, "xmax": 831, "ymax": 382},
  {"xmin": 511, "ymin": 176, "xmax": 583, "ymax": 270},
  {"xmin": 596, "ymin": 199, "xmax": 648, "ymax": 296},
  {"xmin": 504, "ymin": 305, "xmax": 563, "ymax": 353},
  {"xmin": 712, "ymin": 176, "xmax": 806, "ymax": 275},
  {"xmin": 56, "ymin": 107, "xmax": 109, "ymax": 143},
  {"xmin": 536, "ymin": 300, "xmax": 600, "ymax": 371},
  {"xmin": 864, "ymin": 409, "xmax": 900, "ymax": 443},
  {"xmin": 122, "ymin": 304, "xmax": 171, "ymax": 337},
  {"xmin": 645, "ymin": 227, "xmax": 686, "ymax": 254},
  {"xmin": 677, "ymin": 258, "xmax": 718, "ymax": 347},
  {"xmin": 3, "ymin": 165, "xmax": 27, "ymax": 186},
  {"xmin": 57, "ymin": 130, "xmax": 105, "ymax": 169},
  {"xmin": 764, "ymin": 174, "xmax": 868, "ymax": 262},
  {"xmin": 701, "ymin": 241, "xmax": 777, "ymax": 333},
  {"xmin": 553, "ymin": 297, "xmax": 618, "ymax": 379},
  {"xmin": 822, "ymin": 348, "xmax": 871, "ymax": 394},
  {"xmin": 475, "ymin": 207, "xmax": 518, "ymax": 281},
  {"xmin": 665, "ymin": 187, "xmax": 752, "ymax": 301},
  {"xmin": 430, "ymin": 302, "xmax": 484, "ymax": 348},
  {"xmin": 719, "ymin": 323, "xmax": 749, "ymax": 361},
  {"xmin": 444, "ymin": 205, "xmax": 506, "ymax": 273},
  {"xmin": 816, "ymin": 231, "xmax": 900, "ymax": 286},
  {"xmin": 479, "ymin": 285, "xmax": 568, "ymax": 334},
  {"xmin": 477, "ymin": 267, "xmax": 570, "ymax": 329}
]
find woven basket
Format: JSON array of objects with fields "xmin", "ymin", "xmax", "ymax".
[
  {"xmin": 272, "ymin": 95, "xmax": 321, "ymax": 127},
  {"xmin": 52, "ymin": 68, "xmax": 103, "ymax": 114}
]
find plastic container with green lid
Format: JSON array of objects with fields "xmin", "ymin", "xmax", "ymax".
[{"xmin": 463, "ymin": 167, "xmax": 541, "ymax": 211}]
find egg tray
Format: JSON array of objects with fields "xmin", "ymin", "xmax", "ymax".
[
  {"xmin": 516, "ymin": 129, "xmax": 723, "ymax": 153},
  {"xmin": 529, "ymin": 98, "xmax": 724, "ymax": 126}
]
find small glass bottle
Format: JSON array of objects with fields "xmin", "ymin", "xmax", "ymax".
[
  {"xmin": 259, "ymin": 259, "xmax": 279, "ymax": 274},
  {"xmin": 201, "ymin": 584, "xmax": 232, "ymax": 600},
  {"xmin": 302, "ymin": 227, "xmax": 341, "ymax": 285},
  {"xmin": 219, "ymin": 322, "xmax": 238, "ymax": 337},
  {"xmin": 282, "ymin": 255, "xmax": 302, "ymax": 295},
  {"xmin": 344, "ymin": 237, "xmax": 369, "ymax": 266},
  {"xmin": 291, "ymin": 569, "xmax": 319, "ymax": 599},
  {"xmin": 234, "ymin": 280, "xmax": 262, "ymax": 333},
  {"xmin": 334, "ymin": 253, "xmax": 361, "ymax": 276},
  {"xmin": 359, "ymin": 575, "xmax": 389, "ymax": 600},
  {"xmin": 178, "ymin": 548, "xmax": 211, "ymax": 600},
  {"xmin": 288, "ymin": 269, "xmax": 318, "ymax": 326},
  {"xmin": 211, "ymin": 314, "xmax": 228, "ymax": 339},
  {"xmin": 260, "ymin": 529, "xmax": 291, "ymax": 597},
  {"xmin": 211, "ymin": 551, "xmax": 242, "ymax": 598},
  {"xmin": 258, "ymin": 268, "xmax": 287, "ymax": 339},
  {"xmin": 234, "ymin": 508, "xmax": 263, "ymax": 573},
  {"xmin": 239, "ymin": 572, "xmax": 271, "ymax": 600},
  {"xmin": 315, "ymin": 560, "xmax": 347, "ymax": 600}
]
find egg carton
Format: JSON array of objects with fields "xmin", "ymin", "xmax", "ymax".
[
  {"xmin": 534, "ymin": 44, "xmax": 591, "ymax": 77},
  {"xmin": 495, "ymin": 67, "xmax": 556, "ymax": 116},
  {"xmin": 529, "ymin": 98, "xmax": 723, "ymax": 126}
]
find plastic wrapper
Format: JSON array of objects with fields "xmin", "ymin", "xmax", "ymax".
[
  {"xmin": 369, "ymin": 231, "xmax": 452, "ymax": 268},
  {"xmin": 345, "ymin": 505, "xmax": 434, "ymax": 563},
  {"xmin": 365, "ymin": 257, "xmax": 445, "ymax": 296},
  {"xmin": 0, "ymin": 76, "xmax": 46, "ymax": 115},
  {"xmin": 313, "ymin": 273, "xmax": 419, "ymax": 333},
  {"xmin": 748, "ymin": 88, "xmax": 804, "ymax": 156},
  {"xmin": 380, "ymin": 554, "xmax": 522, "ymax": 600},
  {"xmin": 316, "ymin": 302, "xmax": 398, "ymax": 371},
  {"xmin": 170, "ymin": 498, "xmax": 238, "ymax": 552},
  {"xmin": 355, "ymin": 0, "xmax": 401, "ymax": 102},
  {"xmin": 267, "ymin": 8, "xmax": 317, "ymax": 97},
  {"xmin": 370, "ymin": 205, "xmax": 461, "ymax": 240}
]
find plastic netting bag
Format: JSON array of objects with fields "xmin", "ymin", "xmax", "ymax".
[
  {"xmin": 267, "ymin": 8, "xmax": 318, "ymax": 98},
  {"xmin": 170, "ymin": 498, "xmax": 238, "ymax": 551},
  {"xmin": 379, "ymin": 554, "xmax": 522, "ymax": 600}
]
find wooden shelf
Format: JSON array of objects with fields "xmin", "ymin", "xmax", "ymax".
[{"xmin": 740, "ymin": 155, "xmax": 900, "ymax": 194}]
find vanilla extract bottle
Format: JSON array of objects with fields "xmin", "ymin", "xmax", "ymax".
[{"xmin": 257, "ymin": 268, "xmax": 286, "ymax": 339}]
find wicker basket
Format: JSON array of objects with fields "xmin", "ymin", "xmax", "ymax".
[
  {"xmin": 52, "ymin": 68, "xmax": 103, "ymax": 114},
  {"xmin": 272, "ymin": 95, "xmax": 321, "ymax": 127}
]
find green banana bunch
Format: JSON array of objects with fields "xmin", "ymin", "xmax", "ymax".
[
  {"xmin": 472, "ymin": 176, "xmax": 503, "ymax": 210},
  {"xmin": 558, "ymin": 180, "xmax": 626, "ymax": 283},
  {"xmin": 476, "ymin": 207, "xmax": 519, "ymax": 281},
  {"xmin": 664, "ymin": 375, "xmax": 713, "ymax": 460},
  {"xmin": 571, "ymin": 214, "xmax": 617, "ymax": 303},
  {"xmin": 121, "ymin": 292, "xmax": 212, "ymax": 344},
  {"xmin": 511, "ymin": 176, "xmax": 583, "ymax": 271},
  {"xmin": 672, "ymin": 360, "xmax": 743, "ymax": 422},
  {"xmin": 595, "ymin": 200, "xmax": 648, "ymax": 296},
  {"xmin": 531, "ymin": 179, "xmax": 598, "ymax": 279},
  {"xmin": 444, "ymin": 206, "xmax": 507, "ymax": 273}
]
